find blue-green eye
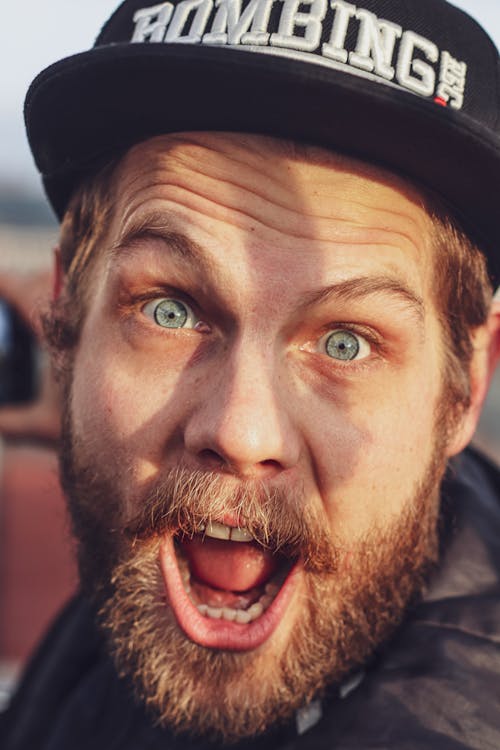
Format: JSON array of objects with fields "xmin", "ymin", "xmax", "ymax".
[
  {"xmin": 143, "ymin": 298, "xmax": 198, "ymax": 329},
  {"xmin": 322, "ymin": 330, "xmax": 370, "ymax": 361}
]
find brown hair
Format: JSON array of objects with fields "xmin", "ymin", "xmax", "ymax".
[
  {"xmin": 429, "ymin": 212, "xmax": 493, "ymax": 419},
  {"xmin": 44, "ymin": 160, "xmax": 118, "ymax": 357}
]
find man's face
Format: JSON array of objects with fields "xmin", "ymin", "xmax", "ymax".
[{"xmin": 62, "ymin": 133, "xmax": 459, "ymax": 740}]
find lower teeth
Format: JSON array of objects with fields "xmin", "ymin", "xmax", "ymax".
[
  {"xmin": 175, "ymin": 545, "xmax": 284, "ymax": 623},
  {"xmin": 196, "ymin": 599, "xmax": 268, "ymax": 623}
]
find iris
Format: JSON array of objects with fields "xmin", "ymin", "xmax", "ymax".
[
  {"xmin": 154, "ymin": 299, "xmax": 189, "ymax": 328},
  {"xmin": 326, "ymin": 330, "xmax": 360, "ymax": 361}
]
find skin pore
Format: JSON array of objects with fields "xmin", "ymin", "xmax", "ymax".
[{"xmin": 57, "ymin": 133, "xmax": 495, "ymax": 741}]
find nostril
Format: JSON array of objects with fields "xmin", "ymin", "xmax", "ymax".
[
  {"xmin": 195, "ymin": 451, "xmax": 284, "ymax": 478},
  {"xmin": 260, "ymin": 459, "xmax": 282, "ymax": 472},
  {"xmin": 197, "ymin": 448, "xmax": 225, "ymax": 469}
]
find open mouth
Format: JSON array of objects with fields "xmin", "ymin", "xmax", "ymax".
[{"xmin": 158, "ymin": 520, "xmax": 301, "ymax": 651}]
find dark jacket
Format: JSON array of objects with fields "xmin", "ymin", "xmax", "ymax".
[{"xmin": 2, "ymin": 448, "xmax": 500, "ymax": 749}]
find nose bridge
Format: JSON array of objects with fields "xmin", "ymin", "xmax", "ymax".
[
  {"xmin": 225, "ymin": 334, "xmax": 280, "ymax": 426},
  {"xmin": 184, "ymin": 332, "xmax": 300, "ymax": 475}
]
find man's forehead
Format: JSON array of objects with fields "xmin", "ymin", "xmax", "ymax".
[
  {"xmin": 100, "ymin": 131, "xmax": 435, "ymax": 304},
  {"xmin": 111, "ymin": 132, "xmax": 435, "ymax": 237}
]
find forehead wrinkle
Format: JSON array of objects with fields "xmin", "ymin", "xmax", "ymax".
[
  {"xmin": 115, "ymin": 137, "xmax": 431, "ymax": 250},
  {"xmin": 123, "ymin": 182, "xmax": 425, "ymax": 250},
  {"xmin": 127, "ymin": 166, "xmax": 319, "ymax": 238},
  {"xmin": 130, "ymin": 134, "xmax": 312, "ymax": 211},
  {"xmin": 141, "ymin": 133, "xmax": 429, "ymax": 219},
  {"xmin": 301, "ymin": 275, "xmax": 425, "ymax": 325},
  {"xmin": 197, "ymin": 169, "xmax": 425, "ymax": 243},
  {"xmin": 117, "ymin": 143, "xmax": 294, "ymax": 228},
  {"xmin": 159, "ymin": 140, "xmax": 430, "ymax": 239}
]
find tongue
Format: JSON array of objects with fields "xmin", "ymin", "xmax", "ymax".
[{"xmin": 180, "ymin": 536, "xmax": 279, "ymax": 592}]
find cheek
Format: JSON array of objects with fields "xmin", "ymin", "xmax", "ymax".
[
  {"xmin": 307, "ymin": 369, "xmax": 442, "ymax": 534},
  {"xmin": 71, "ymin": 356, "xmax": 185, "ymax": 511},
  {"xmin": 70, "ymin": 332, "xmax": 186, "ymax": 466}
]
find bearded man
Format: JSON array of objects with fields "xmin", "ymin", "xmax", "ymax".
[{"xmin": 3, "ymin": 0, "xmax": 500, "ymax": 748}]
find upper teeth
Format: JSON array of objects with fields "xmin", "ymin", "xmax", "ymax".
[{"xmin": 205, "ymin": 522, "xmax": 253, "ymax": 543}]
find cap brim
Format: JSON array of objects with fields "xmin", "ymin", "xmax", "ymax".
[{"xmin": 25, "ymin": 42, "xmax": 500, "ymax": 285}]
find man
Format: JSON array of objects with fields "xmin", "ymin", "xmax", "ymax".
[{"xmin": 3, "ymin": 0, "xmax": 500, "ymax": 747}]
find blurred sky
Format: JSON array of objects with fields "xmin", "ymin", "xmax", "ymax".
[{"xmin": 1, "ymin": 0, "xmax": 500, "ymax": 195}]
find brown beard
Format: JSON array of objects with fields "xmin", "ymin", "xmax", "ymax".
[{"xmin": 59, "ymin": 403, "xmax": 447, "ymax": 744}]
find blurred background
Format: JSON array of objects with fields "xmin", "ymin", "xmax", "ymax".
[{"xmin": 0, "ymin": 0, "xmax": 499, "ymax": 710}]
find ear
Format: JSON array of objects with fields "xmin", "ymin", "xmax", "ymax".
[
  {"xmin": 53, "ymin": 247, "xmax": 64, "ymax": 301},
  {"xmin": 446, "ymin": 298, "xmax": 500, "ymax": 457}
]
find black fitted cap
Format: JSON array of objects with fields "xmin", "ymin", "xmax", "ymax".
[{"xmin": 25, "ymin": 0, "xmax": 500, "ymax": 285}]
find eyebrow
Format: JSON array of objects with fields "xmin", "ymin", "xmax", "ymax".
[
  {"xmin": 109, "ymin": 213, "xmax": 219, "ymax": 280},
  {"xmin": 301, "ymin": 276, "xmax": 425, "ymax": 323}
]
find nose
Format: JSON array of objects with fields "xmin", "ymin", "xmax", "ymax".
[{"xmin": 183, "ymin": 340, "xmax": 301, "ymax": 478}]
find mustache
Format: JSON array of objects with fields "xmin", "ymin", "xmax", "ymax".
[{"xmin": 124, "ymin": 467, "xmax": 338, "ymax": 574}]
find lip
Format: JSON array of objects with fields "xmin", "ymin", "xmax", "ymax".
[{"xmin": 159, "ymin": 534, "xmax": 301, "ymax": 651}]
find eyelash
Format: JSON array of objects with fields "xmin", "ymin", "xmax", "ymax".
[{"xmin": 324, "ymin": 322, "xmax": 379, "ymax": 343}]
